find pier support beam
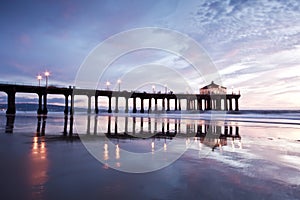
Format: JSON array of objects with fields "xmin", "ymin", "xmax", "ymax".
[
  {"xmin": 235, "ymin": 97, "xmax": 239, "ymax": 111},
  {"xmin": 43, "ymin": 93, "xmax": 48, "ymax": 114},
  {"xmin": 108, "ymin": 96, "xmax": 112, "ymax": 113},
  {"xmin": 148, "ymin": 98, "xmax": 152, "ymax": 113},
  {"xmin": 37, "ymin": 93, "xmax": 43, "ymax": 114},
  {"xmin": 125, "ymin": 97, "xmax": 129, "ymax": 113},
  {"xmin": 70, "ymin": 94, "xmax": 74, "ymax": 115},
  {"xmin": 175, "ymin": 98, "xmax": 178, "ymax": 111},
  {"xmin": 166, "ymin": 98, "xmax": 170, "ymax": 111},
  {"xmin": 154, "ymin": 98, "xmax": 158, "ymax": 111},
  {"xmin": 207, "ymin": 98, "xmax": 212, "ymax": 110},
  {"xmin": 133, "ymin": 98, "xmax": 137, "ymax": 113},
  {"xmin": 115, "ymin": 97, "xmax": 119, "ymax": 113},
  {"xmin": 140, "ymin": 98, "xmax": 144, "ymax": 113},
  {"xmin": 95, "ymin": 95, "xmax": 99, "ymax": 114},
  {"xmin": 229, "ymin": 99, "xmax": 233, "ymax": 111},
  {"xmin": 198, "ymin": 99, "xmax": 202, "ymax": 111},
  {"xmin": 6, "ymin": 90, "xmax": 16, "ymax": 115},
  {"xmin": 64, "ymin": 94, "xmax": 69, "ymax": 115}
]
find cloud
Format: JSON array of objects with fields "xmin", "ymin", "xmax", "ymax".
[{"xmin": 0, "ymin": 0, "xmax": 299, "ymax": 109}]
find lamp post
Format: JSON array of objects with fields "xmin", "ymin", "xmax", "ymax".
[
  {"xmin": 106, "ymin": 81, "xmax": 110, "ymax": 90},
  {"xmin": 165, "ymin": 84, "xmax": 168, "ymax": 94},
  {"xmin": 152, "ymin": 85, "xmax": 155, "ymax": 93},
  {"xmin": 44, "ymin": 71, "xmax": 50, "ymax": 87},
  {"xmin": 117, "ymin": 79, "xmax": 121, "ymax": 91},
  {"xmin": 37, "ymin": 75, "xmax": 42, "ymax": 86}
]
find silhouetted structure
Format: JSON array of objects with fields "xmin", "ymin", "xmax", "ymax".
[
  {"xmin": 0, "ymin": 82, "xmax": 240, "ymax": 115},
  {"xmin": 200, "ymin": 81, "xmax": 227, "ymax": 94}
]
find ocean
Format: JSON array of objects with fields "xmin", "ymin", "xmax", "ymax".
[{"xmin": 0, "ymin": 111, "xmax": 299, "ymax": 200}]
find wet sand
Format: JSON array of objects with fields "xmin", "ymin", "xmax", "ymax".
[{"xmin": 0, "ymin": 113, "xmax": 299, "ymax": 200}]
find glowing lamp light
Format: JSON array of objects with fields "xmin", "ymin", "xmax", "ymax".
[
  {"xmin": 44, "ymin": 71, "xmax": 50, "ymax": 77},
  {"xmin": 106, "ymin": 81, "xmax": 110, "ymax": 90},
  {"xmin": 44, "ymin": 71, "xmax": 50, "ymax": 87},
  {"xmin": 37, "ymin": 75, "xmax": 42, "ymax": 86}
]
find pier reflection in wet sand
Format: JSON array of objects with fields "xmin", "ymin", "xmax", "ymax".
[
  {"xmin": 4, "ymin": 114, "xmax": 241, "ymax": 152},
  {"xmin": 81, "ymin": 115, "xmax": 240, "ymax": 142},
  {"xmin": 5, "ymin": 115, "xmax": 15, "ymax": 133},
  {"xmin": 72, "ymin": 115, "xmax": 241, "ymax": 172},
  {"xmin": 3, "ymin": 114, "xmax": 242, "ymax": 174}
]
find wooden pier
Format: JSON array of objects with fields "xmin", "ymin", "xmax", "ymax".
[{"xmin": 0, "ymin": 83, "xmax": 241, "ymax": 115}]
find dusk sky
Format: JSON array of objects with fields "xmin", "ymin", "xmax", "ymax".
[{"xmin": 0, "ymin": 0, "xmax": 300, "ymax": 109}]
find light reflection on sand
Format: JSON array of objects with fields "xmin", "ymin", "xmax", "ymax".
[{"xmin": 29, "ymin": 136, "xmax": 48, "ymax": 199}]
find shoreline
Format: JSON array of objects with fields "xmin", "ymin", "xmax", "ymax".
[{"xmin": 2, "ymin": 109, "xmax": 300, "ymax": 127}]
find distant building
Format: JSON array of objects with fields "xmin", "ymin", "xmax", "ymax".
[{"xmin": 199, "ymin": 81, "xmax": 227, "ymax": 95}]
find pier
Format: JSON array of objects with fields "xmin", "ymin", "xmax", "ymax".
[{"xmin": 0, "ymin": 83, "xmax": 241, "ymax": 115}]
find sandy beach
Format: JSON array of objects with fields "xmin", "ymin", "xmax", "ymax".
[{"xmin": 0, "ymin": 112, "xmax": 299, "ymax": 200}]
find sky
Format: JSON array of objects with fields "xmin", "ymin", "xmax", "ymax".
[{"xmin": 0, "ymin": 0, "xmax": 299, "ymax": 109}]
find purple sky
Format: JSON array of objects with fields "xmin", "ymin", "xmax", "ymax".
[{"xmin": 0, "ymin": 0, "xmax": 300, "ymax": 109}]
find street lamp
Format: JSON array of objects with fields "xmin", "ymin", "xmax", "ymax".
[
  {"xmin": 106, "ymin": 81, "xmax": 110, "ymax": 90},
  {"xmin": 44, "ymin": 71, "xmax": 50, "ymax": 87},
  {"xmin": 117, "ymin": 79, "xmax": 121, "ymax": 91},
  {"xmin": 164, "ymin": 84, "xmax": 168, "ymax": 94},
  {"xmin": 37, "ymin": 75, "xmax": 42, "ymax": 86},
  {"xmin": 152, "ymin": 85, "xmax": 155, "ymax": 93}
]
